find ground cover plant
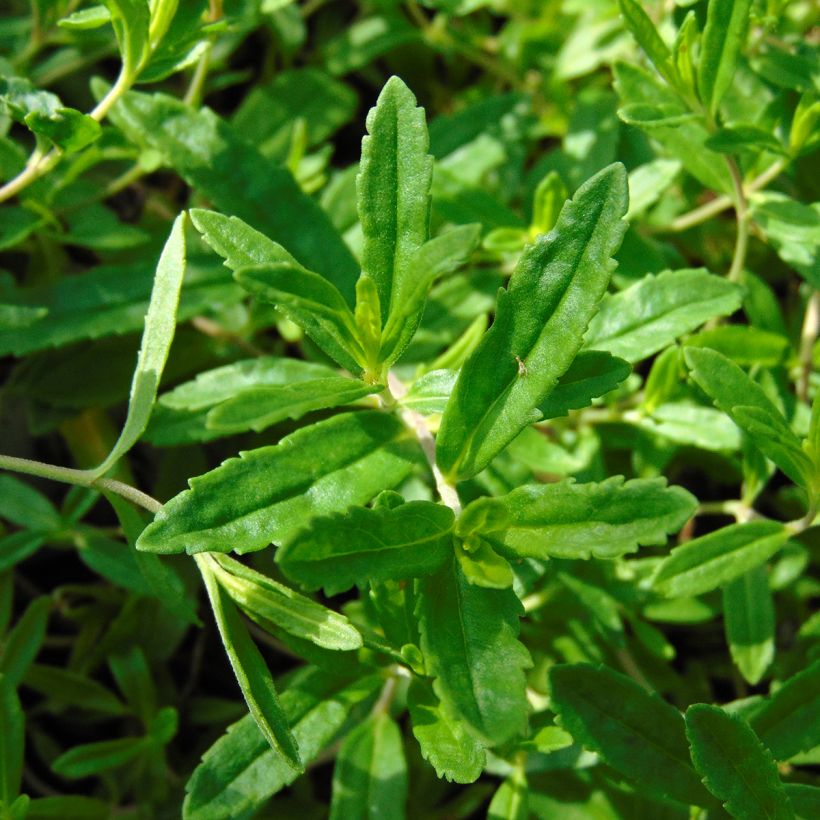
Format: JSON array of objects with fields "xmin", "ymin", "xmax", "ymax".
[{"xmin": 0, "ymin": 0, "xmax": 818, "ymax": 817}]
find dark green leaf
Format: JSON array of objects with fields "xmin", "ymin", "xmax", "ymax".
[
  {"xmin": 51, "ymin": 736, "xmax": 150, "ymax": 779},
  {"xmin": 723, "ymin": 565, "xmax": 774, "ymax": 685},
  {"xmin": 617, "ymin": 0, "xmax": 678, "ymax": 88},
  {"xmin": 0, "ymin": 597, "xmax": 50, "ymax": 688},
  {"xmin": 685, "ymin": 703, "xmax": 793, "ymax": 819},
  {"xmin": 0, "ymin": 675, "xmax": 23, "ymax": 809},
  {"xmin": 549, "ymin": 663, "xmax": 710, "ymax": 807},
  {"xmin": 436, "ymin": 163, "xmax": 628, "ymax": 480}
]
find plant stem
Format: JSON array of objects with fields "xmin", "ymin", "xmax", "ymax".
[
  {"xmin": 387, "ymin": 372, "xmax": 462, "ymax": 515},
  {"xmin": 798, "ymin": 290, "xmax": 819, "ymax": 403},
  {"xmin": 725, "ymin": 156, "xmax": 750, "ymax": 284},
  {"xmin": 0, "ymin": 68, "xmax": 133, "ymax": 205},
  {"xmin": 667, "ymin": 157, "xmax": 787, "ymax": 233},
  {"xmin": 0, "ymin": 454, "xmax": 161, "ymax": 514}
]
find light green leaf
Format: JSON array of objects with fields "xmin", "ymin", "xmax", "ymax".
[
  {"xmin": 136, "ymin": 411, "xmax": 421, "ymax": 555},
  {"xmin": 627, "ymin": 158, "xmax": 682, "ymax": 219},
  {"xmin": 406, "ymin": 679, "xmax": 486, "ymax": 784},
  {"xmin": 183, "ymin": 671, "xmax": 382, "ymax": 819},
  {"xmin": 617, "ymin": 0, "xmax": 678, "ymax": 88},
  {"xmin": 111, "ymin": 91, "xmax": 359, "ymax": 303},
  {"xmin": 58, "ymin": 5, "xmax": 112, "ymax": 30},
  {"xmin": 462, "ymin": 477, "xmax": 695, "ymax": 560},
  {"xmin": 723, "ymin": 565, "xmax": 775, "ymax": 685},
  {"xmin": 0, "ymin": 675, "xmax": 23, "ymax": 809},
  {"xmin": 488, "ymin": 770, "xmax": 529, "ymax": 820},
  {"xmin": 687, "ymin": 325, "xmax": 790, "ymax": 367},
  {"xmin": 277, "ymin": 501, "xmax": 454, "ymax": 595},
  {"xmin": 653, "ymin": 521, "xmax": 790, "ymax": 598},
  {"xmin": 102, "ymin": 0, "xmax": 151, "ymax": 78},
  {"xmin": 380, "ymin": 224, "xmax": 481, "ymax": 367},
  {"xmin": 207, "ymin": 378, "xmax": 380, "ymax": 434},
  {"xmin": 235, "ymin": 262, "xmax": 365, "ymax": 376},
  {"xmin": 684, "ymin": 346, "xmax": 814, "ymax": 489},
  {"xmin": 705, "ymin": 123, "xmax": 787, "ymax": 155},
  {"xmin": 329, "ymin": 713, "xmax": 407, "ymax": 820},
  {"xmin": 0, "ymin": 597, "xmax": 50, "ymax": 688},
  {"xmin": 455, "ymin": 539, "xmax": 514, "ymax": 589},
  {"xmin": 538, "ymin": 350, "xmax": 631, "ymax": 419},
  {"xmin": 698, "ymin": 0, "xmax": 753, "ymax": 117},
  {"xmin": 89, "ymin": 213, "xmax": 186, "ymax": 478},
  {"xmin": 358, "ymin": 76, "xmax": 432, "ymax": 329},
  {"xmin": 24, "ymin": 108, "xmax": 101, "ymax": 153},
  {"xmin": 585, "ymin": 269, "xmax": 742, "ymax": 363},
  {"xmin": 51, "ymin": 736, "xmax": 151, "ymax": 779},
  {"xmin": 199, "ymin": 555, "xmax": 301, "ymax": 771},
  {"xmin": 618, "ymin": 102, "xmax": 698, "ymax": 128},
  {"xmin": 416, "ymin": 558, "xmax": 531, "ymax": 745},
  {"xmin": 206, "ymin": 552, "xmax": 362, "ymax": 651},
  {"xmin": 323, "ymin": 15, "xmax": 421, "ymax": 76},
  {"xmin": 436, "ymin": 163, "xmax": 628, "ymax": 480},
  {"xmin": 685, "ymin": 704, "xmax": 794, "ymax": 819},
  {"xmin": 549, "ymin": 663, "xmax": 711, "ymax": 806},
  {"xmin": 634, "ymin": 403, "xmax": 742, "ymax": 451},
  {"xmin": 750, "ymin": 660, "xmax": 820, "ymax": 761}
]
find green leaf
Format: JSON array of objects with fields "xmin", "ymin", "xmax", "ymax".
[
  {"xmin": 0, "ymin": 675, "xmax": 23, "ymax": 809},
  {"xmin": 585, "ymin": 269, "xmax": 742, "ymax": 363},
  {"xmin": 24, "ymin": 108, "xmax": 101, "ymax": 153},
  {"xmin": 750, "ymin": 660, "xmax": 820, "ymax": 761},
  {"xmin": 199, "ymin": 555, "xmax": 301, "ymax": 771},
  {"xmin": 462, "ymin": 477, "xmax": 695, "ymax": 560},
  {"xmin": 380, "ymin": 224, "xmax": 481, "ymax": 367},
  {"xmin": 618, "ymin": 102, "xmax": 698, "ymax": 128},
  {"xmin": 323, "ymin": 15, "xmax": 421, "ymax": 76},
  {"xmin": 59, "ymin": 5, "xmax": 112, "ymax": 30},
  {"xmin": 0, "ymin": 597, "xmax": 50, "ymax": 688},
  {"xmin": 89, "ymin": 213, "xmax": 186, "ymax": 478},
  {"xmin": 51, "ymin": 736, "xmax": 150, "ymax": 779},
  {"xmin": 627, "ymin": 158, "xmax": 682, "ymax": 219},
  {"xmin": 329, "ymin": 713, "xmax": 407, "ymax": 820},
  {"xmin": 277, "ymin": 501, "xmax": 454, "ymax": 595},
  {"xmin": 634, "ymin": 403, "xmax": 742, "ymax": 451},
  {"xmin": 406, "ymin": 679, "xmax": 485, "ymax": 784},
  {"xmin": 358, "ymin": 76, "xmax": 433, "ymax": 331},
  {"xmin": 488, "ymin": 770, "xmax": 529, "ymax": 820},
  {"xmin": 206, "ymin": 378, "xmax": 381, "ymax": 434},
  {"xmin": 416, "ymin": 558, "xmax": 531, "ymax": 745},
  {"xmin": 698, "ymin": 0, "xmax": 753, "ymax": 117},
  {"xmin": 705, "ymin": 123, "xmax": 787, "ymax": 155},
  {"xmin": 684, "ymin": 346, "xmax": 814, "ymax": 489},
  {"xmin": 653, "ymin": 521, "xmax": 790, "ymax": 598},
  {"xmin": 548, "ymin": 663, "xmax": 711, "ymax": 807},
  {"xmin": 111, "ymin": 90, "xmax": 359, "ymax": 304},
  {"xmin": 235, "ymin": 262, "xmax": 365, "ymax": 375},
  {"xmin": 0, "ymin": 475, "xmax": 61, "ymax": 532},
  {"xmin": 723, "ymin": 564, "xmax": 775, "ymax": 685},
  {"xmin": 183, "ymin": 671, "xmax": 382, "ymax": 820},
  {"xmin": 455, "ymin": 539, "xmax": 514, "ymax": 589},
  {"xmin": 687, "ymin": 325, "xmax": 789, "ymax": 368},
  {"xmin": 24, "ymin": 664, "xmax": 127, "ymax": 716},
  {"xmin": 784, "ymin": 784, "xmax": 820, "ymax": 820},
  {"xmin": 617, "ymin": 0, "xmax": 678, "ymax": 88},
  {"xmin": 206, "ymin": 552, "xmax": 362, "ymax": 651},
  {"xmin": 685, "ymin": 704, "xmax": 794, "ymax": 819},
  {"xmin": 136, "ymin": 411, "xmax": 421, "ymax": 555},
  {"xmin": 24, "ymin": 796, "xmax": 111, "ymax": 820},
  {"xmin": 538, "ymin": 350, "xmax": 631, "ymax": 419},
  {"xmin": 436, "ymin": 163, "xmax": 628, "ymax": 480}
]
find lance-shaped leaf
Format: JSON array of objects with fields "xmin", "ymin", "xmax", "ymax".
[
  {"xmin": 103, "ymin": 0, "xmax": 150, "ymax": 78},
  {"xmin": 462, "ymin": 477, "xmax": 695, "ymax": 561},
  {"xmin": 0, "ymin": 675, "xmax": 23, "ymax": 810},
  {"xmin": 538, "ymin": 350, "xmax": 631, "ymax": 419},
  {"xmin": 584, "ymin": 269, "xmax": 742, "ymax": 363},
  {"xmin": 183, "ymin": 671, "xmax": 382, "ymax": 820},
  {"xmin": 750, "ymin": 660, "xmax": 820, "ymax": 761},
  {"xmin": 199, "ymin": 556, "xmax": 301, "ymax": 771},
  {"xmin": 207, "ymin": 378, "xmax": 381, "ymax": 434},
  {"xmin": 684, "ymin": 346, "xmax": 814, "ymax": 489},
  {"xmin": 407, "ymin": 680, "xmax": 486, "ymax": 784},
  {"xmin": 329, "ymin": 713, "xmax": 408, "ymax": 820},
  {"xmin": 277, "ymin": 501, "xmax": 455, "ymax": 595},
  {"xmin": 207, "ymin": 553, "xmax": 362, "ymax": 651},
  {"xmin": 379, "ymin": 224, "xmax": 481, "ymax": 367},
  {"xmin": 653, "ymin": 521, "xmax": 790, "ymax": 598},
  {"xmin": 111, "ymin": 90, "xmax": 359, "ymax": 303},
  {"xmin": 357, "ymin": 75, "xmax": 433, "ymax": 327},
  {"xmin": 488, "ymin": 770, "xmax": 529, "ymax": 820},
  {"xmin": 549, "ymin": 664, "xmax": 711, "ymax": 807},
  {"xmin": 51, "ymin": 736, "xmax": 152, "ymax": 779},
  {"xmin": 416, "ymin": 558, "xmax": 531, "ymax": 745},
  {"xmin": 436, "ymin": 163, "xmax": 628, "ymax": 480},
  {"xmin": 89, "ymin": 213, "xmax": 186, "ymax": 478},
  {"xmin": 136, "ymin": 411, "xmax": 422, "ymax": 555},
  {"xmin": 723, "ymin": 565, "xmax": 775, "ymax": 685},
  {"xmin": 235, "ymin": 263, "xmax": 365, "ymax": 376},
  {"xmin": 0, "ymin": 597, "xmax": 50, "ymax": 688},
  {"xmin": 685, "ymin": 704, "xmax": 794, "ymax": 819},
  {"xmin": 698, "ymin": 0, "xmax": 753, "ymax": 117},
  {"xmin": 617, "ymin": 0, "xmax": 678, "ymax": 89}
]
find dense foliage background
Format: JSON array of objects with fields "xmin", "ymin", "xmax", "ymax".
[{"xmin": 0, "ymin": 0, "xmax": 818, "ymax": 818}]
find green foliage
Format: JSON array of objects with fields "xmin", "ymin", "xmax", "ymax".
[{"xmin": 0, "ymin": 0, "xmax": 815, "ymax": 816}]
